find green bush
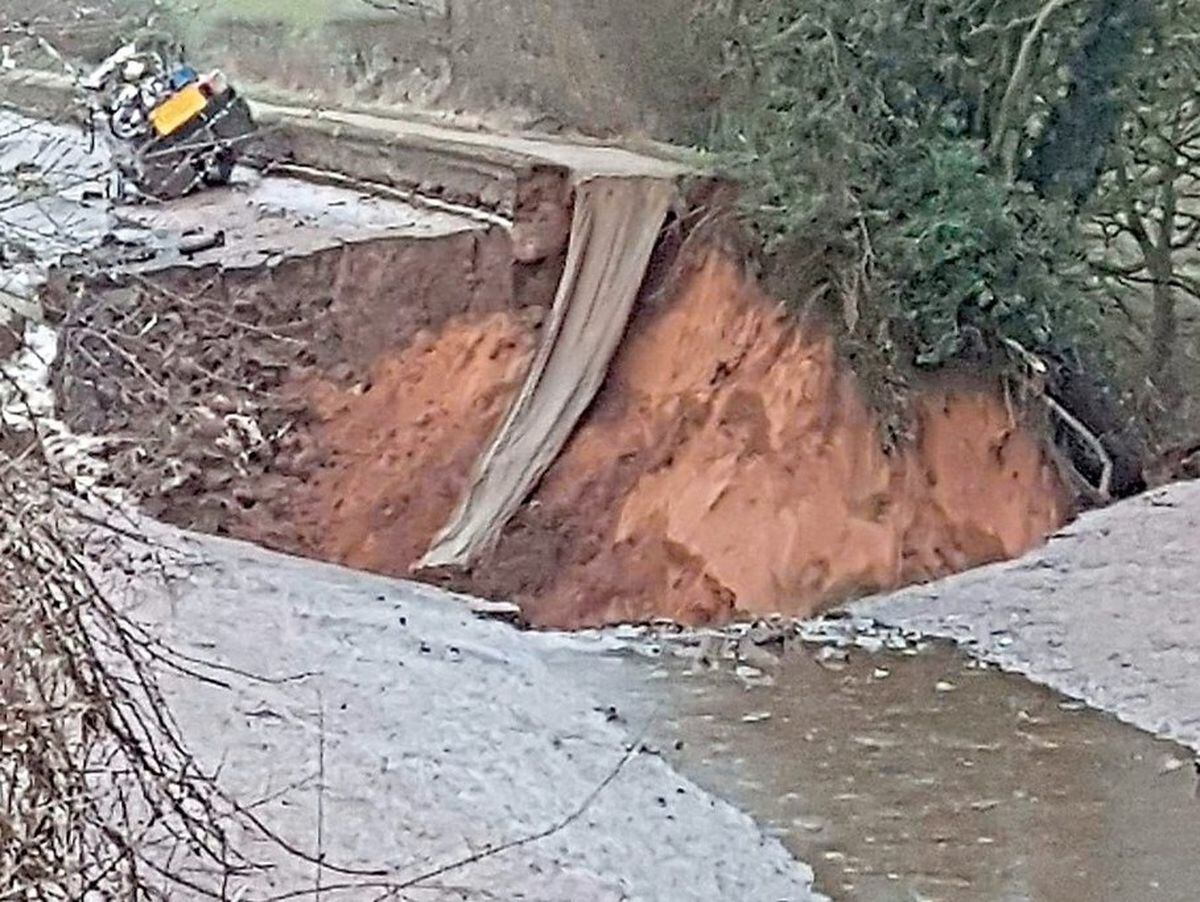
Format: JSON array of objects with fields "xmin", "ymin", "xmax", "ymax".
[{"xmin": 877, "ymin": 136, "xmax": 1092, "ymax": 368}]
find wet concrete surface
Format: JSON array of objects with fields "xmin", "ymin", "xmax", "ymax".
[
  {"xmin": 115, "ymin": 171, "xmax": 487, "ymax": 272},
  {"xmin": 0, "ymin": 108, "xmax": 489, "ymax": 277},
  {"xmin": 546, "ymin": 635, "xmax": 1200, "ymax": 901},
  {"xmin": 856, "ymin": 480, "xmax": 1200, "ymax": 752},
  {"xmin": 0, "ymin": 110, "xmax": 112, "ymax": 262}
]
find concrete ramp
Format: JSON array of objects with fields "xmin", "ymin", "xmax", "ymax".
[{"xmin": 421, "ymin": 176, "xmax": 676, "ymax": 568}]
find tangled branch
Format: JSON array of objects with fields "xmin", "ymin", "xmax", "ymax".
[{"xmin": 0, "ymin": 405, "xmax": 252, "ymax": 898}]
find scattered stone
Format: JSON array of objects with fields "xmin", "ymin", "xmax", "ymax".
[
  {"xmin": 792, "ymin": 817, "xmax": 826, "ymax": 834},
  {"xmin": 1159, "ymin": 755, "xmax": 1187, "ymax": 774},
  {"xmin": 468, "ymin": 598, "xmax": 523, "ymax": 623},
  {"xmin": 814, "ymin": 646, "xmax": 848, "ymax": 671},
  {"xmin": 741, "ymin": 711, "xmax": 772, "ymax": 724},
  {"xmin": 736, "ymin": 637, "xmax": 782, "ymax": 671}
]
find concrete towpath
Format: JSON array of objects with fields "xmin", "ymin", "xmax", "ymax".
[
  {"xmin": 102, "ymin": 520, "xmax": 823, "ymax": 901},
  {"xmin": 854, "ymin": 479, "xmax": 1200, "ymax": 751}
]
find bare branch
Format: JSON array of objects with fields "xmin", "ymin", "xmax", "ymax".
[
  {"xmin": 1044, "ymin": 393, "xmax": 1113, "ymax": 500},
  {"xmin": 991, "ymin": 0, "xmax": 1082, "ymax": 180}
]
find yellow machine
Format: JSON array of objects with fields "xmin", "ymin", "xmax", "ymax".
[{"xmin": 148, "ymin": 84, "xmax": 209, "ymax": 138}]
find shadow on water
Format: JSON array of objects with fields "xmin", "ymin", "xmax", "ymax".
[{"xmin": 551, "ymin": 637, "xmax": 1200, "ymax": 901}]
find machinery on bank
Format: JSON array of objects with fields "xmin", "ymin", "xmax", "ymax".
[{"xmin": 81, "ymin": 44, "xmax": 255, "ymax": 200}]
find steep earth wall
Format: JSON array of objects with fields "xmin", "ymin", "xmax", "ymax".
[
  {"xmin": 53, "ymin": 224, "xmax": 533, "ymax": 548},
  {"xmin": 55, "ymin": 232, "xmax": 1068, "ymax": 628},
  {"xmin": 445, "ymin": 253, "xmax": 1070, "ymax": 626}
]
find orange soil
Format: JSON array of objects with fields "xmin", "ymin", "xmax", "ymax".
[
  {"xmin": 280, "ymin": 248, "xmax": 1067, "ymax": 629},
  {"xmin": 480, "ymin": 252, "xmax": 1069, "ymax": 627},
  {"xmin": 298, "ymin": 311, "xmax": 534, "ymax": 573}
]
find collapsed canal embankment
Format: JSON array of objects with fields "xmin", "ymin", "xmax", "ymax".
[
  {"xmin": 53, "ymin": 233, "xmax": 1068, "ymax": 628},
  {"xmin": 2, "ymin": 102, "xmax": 1072, "ymax": 629}
]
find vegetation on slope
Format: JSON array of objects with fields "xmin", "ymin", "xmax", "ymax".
[{"xmin": 712, "ymin": 0, "xmax": 1200, "ymax": 482}]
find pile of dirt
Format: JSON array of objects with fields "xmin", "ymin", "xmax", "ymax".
[{"xmin": 453, "ymin": 253, "xmax": 1069, "ymax": 627}]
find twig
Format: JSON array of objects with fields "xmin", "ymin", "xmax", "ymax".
[{"xmin": 315, "ymin": 690, "xmax": 326, "ymax": 902}]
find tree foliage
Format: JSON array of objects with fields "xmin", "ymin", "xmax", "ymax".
[
  {"xmin": 711, "ymin": 0, "xmax": 1196, "ymax": 403},
  {"xmin": 1088, "ymin": 9, "xmax": 1200, "ymax": 408}
]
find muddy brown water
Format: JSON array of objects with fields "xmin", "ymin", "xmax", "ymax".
[{"xmin": 549, "ymin": 639, "xmax": 1200, "ymax": 901}]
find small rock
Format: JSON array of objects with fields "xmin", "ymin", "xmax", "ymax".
[
  {"xmin": 737, "ymin": 637, "xmax": 781, "ymax": 671},
  {"xmin": 856, "ymin": 635, "xmax": 885, "ymax": 653},
  {"xmin": 872, "ymin": 667, "xmax": 890, "ymax": 680},
  {"xmin": 468, "ymin": 598, "xmax": 523, "ymax": 623},
  {"xmin": 792, "ymin": 817, "xmax": 826, "ymax": 834},
  {"xmin": 935, "ymin": 680, "xmax": 957, "ymax": 693},
  {"xmin": 1159, "ymin": 755, "xmax": 1186, "ymax": 774},
  {"xmin": 815, "ymin": 646, "xmax": 848, "ymax": 671},
  {"xmin": 741, "ymin": 711, "xmax": 773, "ymax": 724}
]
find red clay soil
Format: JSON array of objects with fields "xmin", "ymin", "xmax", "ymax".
[
  {"xmin": 66, "ymin": 228, "xmax": 1068, "ymax": 629},
  {"xmin": 455, "ymin": 251, "xmax": 1070, "ymax": 628},
  {"xmin": 284, "ymin": 310, "xmax": 536, "ymax": 572}
]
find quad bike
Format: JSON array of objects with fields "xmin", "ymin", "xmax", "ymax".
[{"xmin": 81, "ymin": 44, "xmax": 255, "ymax": 200}]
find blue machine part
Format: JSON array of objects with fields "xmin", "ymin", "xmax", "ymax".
[{"xmin": 169, "ymin": 65, "xmax": 199, "ymax": 90}]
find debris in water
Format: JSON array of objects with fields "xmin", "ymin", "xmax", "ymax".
[
  {"xmin": 735, "ymin": 664, "xmax": 774, "ymax": 688},
  {"xmin": 736, "ymin": 637, "xmax": 781, "ymax": 671},
  {"xmin": 1017, "ymin": 730, "xmax": 1061, "ymax": 750},
  {"xmin": 791, "ymin": 817, "xmax": 826, "ymax": 834}
]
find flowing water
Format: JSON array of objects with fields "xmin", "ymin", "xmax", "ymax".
[{"xmin": 549, "ymin": 635, "xmax": 1200, "ymax": 901}]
